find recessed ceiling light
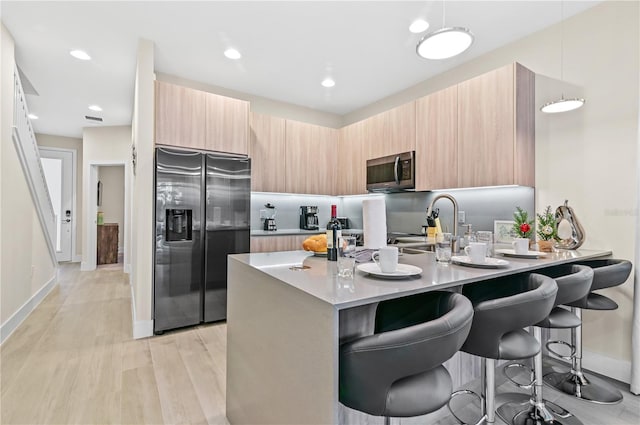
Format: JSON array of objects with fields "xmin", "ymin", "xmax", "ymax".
[
  {"xmin": 70, "ymin": 49, "xmax": 91, "ymax": 61},
  {"xmin": 88, "ymin": 105, "xmax": 102, "ymax": 112},
  {"xmin": 409, "ymin": 19, "xmax": 430, "ymax": 34},
  {"xmin": 28, "ymin": 113, "xmax": 38, "ymax": 120},
  {"xmin": 224, "ymin": 48, "xmax": 242, "ymax": 60},
  {"xmin": 321, "ymin": 78, "xmax": 335, "ymax": 88}
]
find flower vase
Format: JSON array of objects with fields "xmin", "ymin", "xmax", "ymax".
[{"xmin": 537, "ymin": 240, "xmax": 554, "ymax": 252}]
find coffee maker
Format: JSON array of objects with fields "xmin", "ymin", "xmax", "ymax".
[
  {"xmin": 299, "ymin": 206, "xmax": 319, "ymax": 230},
  {"xmin": 262, "ymin": 203, "xmax": 277, "ymax": 231}
]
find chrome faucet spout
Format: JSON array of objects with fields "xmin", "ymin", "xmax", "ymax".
[{"xmin": 427, "ymin": 193, "xmax": 460, "ymax": 253}]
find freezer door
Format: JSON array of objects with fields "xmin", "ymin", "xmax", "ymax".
[
  {"xmin": 204, "ymin": 154, "xmax": 250, "ymax": 322},
  {"xmin": 154, "ymin": 148, "xmax": 203, "ymax": 332}
]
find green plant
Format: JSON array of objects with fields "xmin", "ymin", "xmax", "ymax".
[
  {"xmin": 536, "ymin": 205, "xmax": 557, "ymax": 241},
  {"xmin": 513, "ymin": 206, "xmax": 534, "ymax": 238}
]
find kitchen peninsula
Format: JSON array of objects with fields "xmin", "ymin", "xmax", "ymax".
[{"xmin": 226, "ymin": 248, "xmax": 611, "ymax": 424}]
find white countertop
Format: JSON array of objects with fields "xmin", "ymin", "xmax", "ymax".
[
  {"xmin": 229, "ymin": 248, "xmax": 612, "ymax": 310},
  {"xmin": 250, "ymin": 228, "xmax": 363, "ymax": 236}
]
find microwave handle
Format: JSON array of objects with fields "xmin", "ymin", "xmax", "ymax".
[{"xmin": 394, "ymin": 155, "xmax": 400, "ymax": 185}]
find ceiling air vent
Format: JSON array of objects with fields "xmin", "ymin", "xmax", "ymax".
[{"xmin": 85, "ymin": 115, "xmax": 103, "ymax": 122}]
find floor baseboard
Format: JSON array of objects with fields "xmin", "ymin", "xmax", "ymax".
[{"xmin": 0, "ymin": 274, "xmax": 57, "ymax": 345}]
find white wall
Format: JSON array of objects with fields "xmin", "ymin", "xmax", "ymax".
[
  {"xmin": 130, "ymin": 39, "xmax": 155, "ymax": 338},
  {"xmin": 1, "ymin": 23, "xmax": 56, "ymax": 339},
  {"xmin": 345, "ymin": 1, "xmax": 639, "ymax": 374},
  {"xmin": 97, "ymin": 166, "xmax": 125, "ymax": 251},
  {"xmin": 37, "ymin": 134, "xmax": 83, "ymax": 258},
  {"xmin": 81, "ymin": 126, "xmax": 131, "ymax": 271}
]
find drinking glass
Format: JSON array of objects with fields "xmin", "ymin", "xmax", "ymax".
[
  {"xmin": 337, "ymin": 236, "xmax": 357, "ymax": 278},
  {"xmin": 476, "ymin": 231, "xmax": 494, "ymax": 257},
  {"xmin": 435, "ymin": 233, "xmax": 452, "ymax": 264}
]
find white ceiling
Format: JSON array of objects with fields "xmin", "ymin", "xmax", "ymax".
[{"xmin": 2, "ymin": 1, "xmax": 603, "ymax": 138}]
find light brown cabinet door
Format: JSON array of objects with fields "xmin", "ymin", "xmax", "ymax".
[
  {"xmin": 457, "ymin": 63, "xmax": 534, "ymax": 188},
  {"xmin": 285, "ymin": 120, "xmax": 338, "ymax": 195},
  {"xmin": 365, "ymin": 102, "xmax": 416, "ymax": 159},
  {"xmin": 415, "ymin": 86, "xmax": 459, "ymax": 191},
  {"xmin": 155, "ymin": 81, "xmax": 206, "ymax": 149},
  {"xmin": 458, "ymin": 64, "xmax": 515, "ymax": 187},
  {"xmin": 250, "ymin": 235, "xmax": 309, "ymax": 253},
  {"xmin": 205, "ymin": 93, "xmax": 249, "ymax": 155},
  {"xmin": 249, "ymin": 112, "xmax": 286, "ymax": 192},
  {"xmin": 338, "ymin": 121, "xmax": 367, "ymax": 195}
]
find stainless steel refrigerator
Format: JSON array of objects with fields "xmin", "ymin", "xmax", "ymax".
[{"xmin": 154, "ymin": 147, "xmax": 250, "ymax": 333}]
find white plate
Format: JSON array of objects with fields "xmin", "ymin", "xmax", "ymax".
[
  {"xmin": 495, "ymin": 249, "xmax": 548, "ymax": 259},
  {"xmin": 451, "ymin": 256, "xmax": 510, "ymax": 269},
  {"xmin": 357, "ymin": 263, "xmax": 423, "ymax": 279},
  {"xmin": 312, "ymin": 251, "xmax": 327, "ymax": 257}
]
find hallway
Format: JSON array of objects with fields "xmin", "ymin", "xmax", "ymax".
[{"xmin": 1, "ymin": 264, "xmax": 227, "ymax": 425}]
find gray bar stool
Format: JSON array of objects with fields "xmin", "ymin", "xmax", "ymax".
[
  {"xmin": 496, "ymin": 264, "xmax": 593, "ymax": 425},
  {"xmin": 339, "ymin": 291, "xmax": 473, "ymax": 424},
  {"xmin": 450, "ymin": 273, "xmax": 558, "ymax": 425},
  {"xmin": 543, "ymin": 259, "xmax": 632, "ymax": 404}
]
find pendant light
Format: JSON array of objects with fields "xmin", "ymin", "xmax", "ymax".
[
  {"xmin": 416, "ymin": 0, "xmax": 473, "ymax": 60},
  {"xmin": 541, "ymin": 0, "xmax": 585, "ymax": 113}
]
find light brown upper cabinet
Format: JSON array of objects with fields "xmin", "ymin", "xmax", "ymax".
[
  {"xmin": 154, "ymin": 81, "xmax": 249, "ymax": 155},
  {"xmin": 249, "ymin": 112, "xmax": 286, "ymax": 192},
  {"xmin": 365, "ymin": 102, "xmax": 416, "ymax": 159},
  {"xmin": 205, "ymin": 92, "xmax": 249, "ymax": 155},
  {"xmin": 457, "ymin": 63, "xmax": 535, "ymax": 188},
  {"xmin": 285, "ymin": 120, "xmax": 338, "ymax": 195},
  {"xmin": 337, "ymin": 120, "xmax": 367, "ymax": 195},
  {"xmin": 415, "ymin": 85, "xmax": 459, "ymax": 191},
  {"xmin": 155, "ymin": 81, "xmax": 207, "ymax": 149}
]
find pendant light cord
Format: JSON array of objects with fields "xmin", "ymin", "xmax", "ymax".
[
  {"xmin": 560, "ymin": 0, "xmax": 564, "ymax": 83},
  {"xmin": 442, "ymin": 0, "xmax": 446, "ymax": 28}
]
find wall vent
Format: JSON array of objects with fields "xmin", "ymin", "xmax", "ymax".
[{"xmin": 85, "ymin": 115, "xmax": 103, "ymax": 122}]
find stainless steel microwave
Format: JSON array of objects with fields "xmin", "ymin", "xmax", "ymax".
[{"xmin": 366, "ymin": 151, "xmax": 415, "ymax": 192}]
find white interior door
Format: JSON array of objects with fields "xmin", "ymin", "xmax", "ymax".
[{"xmin": 40, "ymin": 149, "xmax": 74, "ymax": 262}]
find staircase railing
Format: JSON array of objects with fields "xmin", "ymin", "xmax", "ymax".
[{"xmin": 12, "ymin": 66, "xmax": 57, "ymax": 262}]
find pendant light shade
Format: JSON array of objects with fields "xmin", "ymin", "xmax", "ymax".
[
  {"xmin": 541, "ymin": 0, "xmax": 585, "ymax": 114},
  {"xmin": 540, "ymin": 97, "xmax": 585, "ymax": 113},
  {"xmin": 416, "ymin": 27, "xmax": 474, "ymax": 60}
]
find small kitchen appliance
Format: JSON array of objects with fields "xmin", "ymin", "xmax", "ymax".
[
  {"xmin": 263, "ymin": 203, "xmax": 277, "ymax": 231},
  {"xmin": 299, "ymin": 206, "xmax": 319, "ymax": 230}
]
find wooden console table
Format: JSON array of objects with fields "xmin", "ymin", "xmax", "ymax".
[{"xmin": 97, "ymin": 223, "xmax": 118, "ymax": 265}]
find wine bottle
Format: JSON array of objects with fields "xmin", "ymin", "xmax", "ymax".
[{"xmin": 326, "ymin": 205, "xmax": 341, "ymax": 261}]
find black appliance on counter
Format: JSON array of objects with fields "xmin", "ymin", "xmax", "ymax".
[
  {"xmin": 336, "ymin": 217, "xmax": 350, "ymax": 229},
  {"xmin": 262, "ymin": 203, "xmax": 277, "ymax": 231},
  {"xmin": 154, "ymin": 147, "xmax": 250, "ymax": 334},
  {"xmin": 299, "ymin": 206, "xmax": 319, "ymax": 230}
]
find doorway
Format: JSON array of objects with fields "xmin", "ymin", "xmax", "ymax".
[
  {"xmin": 84, "ymin": 161, "xmax": 130, "ymax": 272},
  {"xmin": 39, "ymin": 147, "xmax": 76, "ymax": 262},
  {"xmin": 96, "ymin": 165, "xmax": 125, "ymax": 267}
]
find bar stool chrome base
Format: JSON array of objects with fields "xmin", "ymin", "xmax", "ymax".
[
  {"xmin": 543, "ymin": 370, "xmax": 623, "ymax": 405},
  {"xmin": 497, "ymin": 398, "xmax": 583, "ymax": 425}
]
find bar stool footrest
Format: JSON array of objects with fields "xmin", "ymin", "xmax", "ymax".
[
  {"xmin": 448, "ymin": 389, "xmax": 486, "ymax": 425},
  {"xmin": 546, "ymin": 340, "xmax": 576, "ymax": 360},
  {"xmin": 503, "ymin": 363, "xmax": 534, "ymax": 390}
]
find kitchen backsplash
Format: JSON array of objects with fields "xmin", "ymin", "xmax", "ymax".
[{"xmin": 251, "ymin": 187, "xmax": 534, "ymax": 235}]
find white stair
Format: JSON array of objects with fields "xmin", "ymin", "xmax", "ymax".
[{"xmin": 11, "ymin": 66, "xmax": 57, "ymax": 262}]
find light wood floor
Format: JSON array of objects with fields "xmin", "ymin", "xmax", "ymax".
[
  {"xmin": 1, "ymin": 263, "xmax": 638, "ymax": 425},
  {"xmin": 1, "ymin": 263, "xmax": 227, "ymax": 425}
]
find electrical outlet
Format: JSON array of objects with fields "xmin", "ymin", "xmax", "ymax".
[
  {"xmin": 259, "ymin": 209, "xmax": 268, "ymax": 219},
  {"xmin": 458, "ymin": 211, "xmax": 466, "ymax": 224}
]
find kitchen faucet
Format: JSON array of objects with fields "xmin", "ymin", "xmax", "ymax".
[{"xmin": 426, "ymin": 193, "xmax": 460, "ymax": 253}]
